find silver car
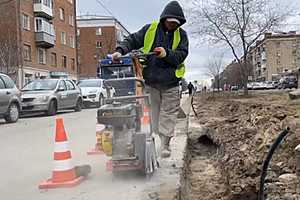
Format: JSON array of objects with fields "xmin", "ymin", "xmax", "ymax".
[
  {"xmin": 21, "ymin": 79, "xmax": 83, "ymax": 116},
  {"xmin": 78, "ymin": 79, "xmax": 113, "ymax": 108},
  {"xmin": 0, "ymin": 73, "xmax": 21, "ymax": 123}
]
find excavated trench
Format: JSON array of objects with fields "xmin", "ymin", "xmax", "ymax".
[
  {"xmin": 181, "ymin": 132, "xmax": 259, "ymax": 200},
  {"xmin": 179, "ymin": 92, "xmax": 300, "ymax": 200}
]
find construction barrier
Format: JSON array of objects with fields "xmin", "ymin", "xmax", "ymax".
[{"xmin": 39, "ymin": 118, "xmax": 85, "ymax": 189}]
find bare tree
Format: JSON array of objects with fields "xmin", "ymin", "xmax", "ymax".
[
  {"xmin": 0, "ymin": 1, "xmax": 20, "ymax": 82},
  {"xmin": 185, "ymin": 0, "xmax": 293, "ymax": 95},
  {"xmin": 0, "ymin": 31, "xmax": 20, "ymax": 78},
  {"xmin": 204, "ymin": 54, "xmax": 225, "ymax": 91}
]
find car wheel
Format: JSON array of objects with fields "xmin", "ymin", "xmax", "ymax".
[
  {"xmin": 97, "ymin": 94, "xmax": 105, "ymax": 108},
  {"xmin": 75, "ymin": 98, "xmax": 82, "ymax": 112},
  {"xmin": 4, "ymin": 103, "xmax": 19, "ymax": 123},
  {"xmin": 46, "ymin": 100, "xmax": 57, "ymax": 116}
]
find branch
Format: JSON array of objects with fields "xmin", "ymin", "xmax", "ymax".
[{"xmin": 204, "ymin": 9, "xmax": 241, "ymax": 65}]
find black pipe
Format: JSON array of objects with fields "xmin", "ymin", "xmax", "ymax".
[{"xmin": 258, "ymin": 127, "xmax": 290, "ymax": 200}]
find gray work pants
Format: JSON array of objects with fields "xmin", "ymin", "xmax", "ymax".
[{"xmin": 146, "ymin": 85, "xmax": 180, "ymax": 138}]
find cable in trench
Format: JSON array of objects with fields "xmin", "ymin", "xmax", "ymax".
[{"xmin": 258, "ymin": 127, "xmax": 290, "ymax": 200}]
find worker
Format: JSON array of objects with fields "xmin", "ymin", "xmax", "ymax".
[
  {"xmin": 188, "ymin": 82, "xmax": 194, "ymax": 96},
  {"xmin": 111, "ymin": 1, "xmax": 189, "ymax": 158}
]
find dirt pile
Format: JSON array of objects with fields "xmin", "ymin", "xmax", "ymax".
[{"xmin": 185, "ymin": 92, "xmax": 300, "ymax": 200}]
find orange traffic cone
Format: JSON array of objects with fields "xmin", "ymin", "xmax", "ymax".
[{"xmin": 39, "ymin": 118, "xmax": 85, "ymax": 189}]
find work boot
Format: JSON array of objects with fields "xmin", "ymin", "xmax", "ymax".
[
  {"xmin": 160, "ymin": 135, "xmax": 171, "ymax": 158},
  {"xmin": 161, "ymin": 148, "xmax": 171, "ymax": 158}
]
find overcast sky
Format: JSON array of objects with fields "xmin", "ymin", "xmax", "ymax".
[{"xmin": 77, "ymin": 0, "xmax": 300, "ymax": 82}]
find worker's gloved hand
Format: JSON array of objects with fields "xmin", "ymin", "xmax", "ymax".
[
  {"xmin": 154, "ymin": 47, "xmax": 167, "ymax": 58},
  {"xmin": 112, "ymin": 52, "xmax": 122, "ymax": 61}
]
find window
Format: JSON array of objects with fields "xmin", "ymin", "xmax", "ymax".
[
  {"xmin": 24, "ymin": 73, "xmax": 33, "ymax": 85},
  {"xmin": 44, "ymin": 0, "xmax": 53, "ymax": 8},
  {"xmin": 59, "ymin": 8, "xmax": 65, "ymax": 21},
  {"xmin": 277, "ymin": 59, "xmax": 281, "ymax": 65},
  {"xmin": 23, "ymin": 44, "xmax": 31, "ymax": 61},
  {"xmin": 70, "ymin": 58, "xmax": 75, "ymax": 70},
  {"xmin": 69, "ymin": 36, "xmax": 75, "ymax": 48},
  {"xmin": 50, "ymin": 52, "xmax": 57, "ymax": 67},
  {"xmin": 0, "ymin": 78, "xmax": 5, "ymax": 89},
  {"xmin": 61, "ymin": 32, "xmax": 66, "ymax": 45},
  {"xmin": 96, "ymin": 27, "xmax": 102, "ymax": 36},
  {"xmin": 78, "ymin": 55, "xmax": 81, "ymax": 64},
  {"xmin": 35, "ymin": 18, "xmax": 42, "ymax": 31},
  {"xmin": 62, "ymin": 56, "xmax": 67, "ymax": 68},
  {"xmin": 22, "ymin": 13, "xmax": 30, "ymax": 30},
  {"xmin": 96, "ymin": 41, "xmax": 102, "ymax": 48},
  {"xmin": 34, "ymin": 0, "xmax": 53, "ymax": 8},
  {"xmin": 276, "ymin": 51, "xmax": 281, "ymax": 57},
  {"xmin": 58, "ymin": 80, "xmax": 67, "ymax": 91},
  {"xmin": 69, "ymin": 15, "xmax": 74, "ymax": 26},
  {"xmin": 35, "ymin": 17, "xmax": 54, "ymax": 35},
  {"xmin": 65, "ymin": 80, "xmax": 75, "ymax": 90},
  {"xmin": 1, "ymin": 75, "xmax": 15, "ymax": 89},
  {"xmin": 38, "ymin": 48, "xmax": 46, "ymax": 64}
]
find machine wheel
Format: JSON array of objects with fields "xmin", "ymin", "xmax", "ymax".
[
  {"xmin": 74, "ymin": 98, "xmax": 82, "ymax": 112},
  {"xmin": 4, "ymin": 103, "xmax": 19, "ymax": 123},
  {"xmin": 46, "ymin": 100, "xmax": 57, "ymax": 116}
]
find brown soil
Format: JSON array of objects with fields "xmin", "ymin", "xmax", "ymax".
[{"xmin": 184, "ymin": 91, "xmax": 300, "ymax": 200}]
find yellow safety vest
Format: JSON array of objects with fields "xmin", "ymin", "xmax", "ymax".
[{"xmin": 142, "ymin": 21, "xmax": 185, "ymax": 78}]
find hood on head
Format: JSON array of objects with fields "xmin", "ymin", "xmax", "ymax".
[{"xmin": 160, "ymin": 1, "xmax": 186, "ymax": 26}]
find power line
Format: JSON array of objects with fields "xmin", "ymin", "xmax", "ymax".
[{"xmin": 94, "ymin": 0, "xmax": 114, "ymax": 17}]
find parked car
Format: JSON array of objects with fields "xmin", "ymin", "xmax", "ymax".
[
  {"xmin": 230, "ymin": 85, "xmax": 238, "ymax": 91},
  {"xmin": 248, "ymin": 82, "xmax": 266, "ymax": 90},
  {"xmin": 278, "ymin": 76, "xmax": 298, "ymax": 89},
  {"xmin": 0, "ymin": 73, "xmax": 21, "ymax": 123},
  {"xmin": 247, "ymin": 82, "xmax": 254, "ymax": 90},
  {"xmin": 77, "ymin": 79, "xmax": 114, "ymax": 108},
  {"xmin": 265, "ymin": 81, "xmax": 276, "ymax": 89},
  {"xmin": 271, "ymin": 81, "xmax": 279, "ymax": 89},
  {"xmin": 21, "ymin": 79, "xmax": 83, "ymax": 116}
]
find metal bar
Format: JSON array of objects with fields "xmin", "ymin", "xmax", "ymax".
[{"xmin": 106, "ymin": 95, "xmax": 149, "ymax": 102}]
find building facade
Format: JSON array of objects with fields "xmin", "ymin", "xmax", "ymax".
[
  {"xmin": 77, "ymin": 15, "xmax": 130, "ymax": 78},
  {"xmin": 0, "ymin": 0, "xmax": 78, "ymax": 87},
  {"xmin": 250, "ymin": 32, "xmax": 300, "ymax": 81}
]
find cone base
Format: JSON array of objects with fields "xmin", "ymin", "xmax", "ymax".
[
  {"xmin": 87, "ymin": 148, "xmax": 105, "ymax": 155},
  {"xmin": 39, "ymin": 176, "xmax": 85, "ymax": 189}
]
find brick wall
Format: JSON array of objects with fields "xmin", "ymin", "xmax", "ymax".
[
  {"xmin": 78, "ymin": 26, "xmax": 116, "ymax": 78},
  {"xmin": 19, "ymin": 0, "xmax": 78, "ymax": 82}
]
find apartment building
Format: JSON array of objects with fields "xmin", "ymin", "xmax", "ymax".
[
  {"xmin": 250, "ymin": 32, "xmax": 300, "ymax": 81},
  {"xmin": 77, "ymin": 15, "xmax": 130, "ymax": 78},
  {"xmin": 0, "ymin": 0, "xmax": 78, "ymax": 87}
]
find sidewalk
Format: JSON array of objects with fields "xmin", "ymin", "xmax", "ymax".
[{"xmin": 138, "ymin": 95, "xmax": 191, "ymax": 200}]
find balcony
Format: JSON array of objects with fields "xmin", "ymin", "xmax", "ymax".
[
  {"xmin": 34, "ymin": 0, "xmax": 53, "ymax": 19},
  {"xmin": 35, "ymin": 18, "xmax": 55, "ymax": 48}
]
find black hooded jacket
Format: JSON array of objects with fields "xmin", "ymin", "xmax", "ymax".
[{"xmin": 116, "ymin": 1, "xmax": 189, "ymax": 88}]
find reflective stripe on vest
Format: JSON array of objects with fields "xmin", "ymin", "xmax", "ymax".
[{"xmin": 142, "ymin": 21, "xmax": 185, "ymax": 78}]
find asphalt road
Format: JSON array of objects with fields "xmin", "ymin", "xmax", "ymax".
[
  {"xmin": 0, "ymin": 109, "xmax": 153, "ymax": 200},
  {"xmin": 0, "ymin": 96, "xmax": 190, "ymax": 200}
]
